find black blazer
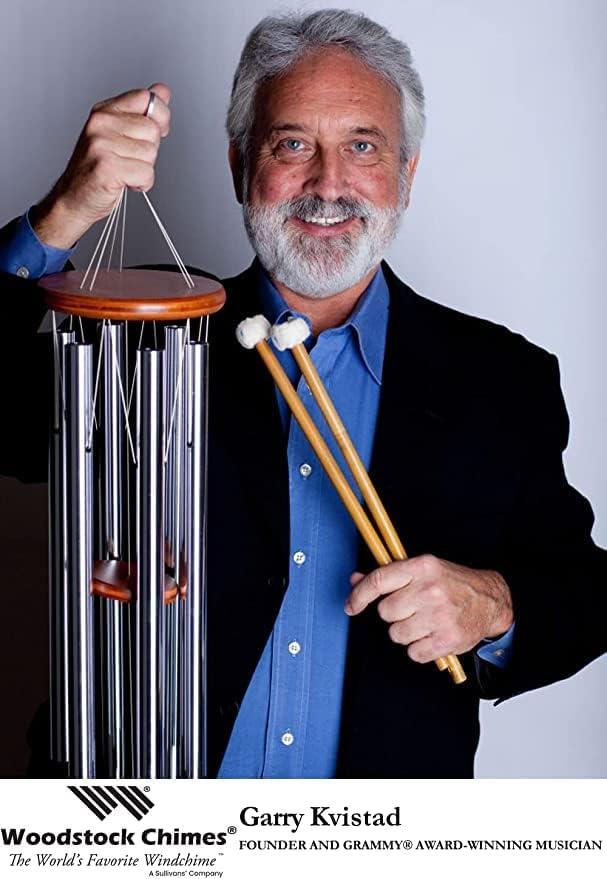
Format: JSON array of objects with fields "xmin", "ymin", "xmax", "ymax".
[
  {"xmin": 2, "ymin": 250, "xmax": 606, "ymax": 778},
  {"xmin": 205, "ymin": 261, "xmax": 607, "ymax": 778}
]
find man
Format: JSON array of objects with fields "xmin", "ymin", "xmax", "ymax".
[{"xmin": 1, "ymin": 9, "xmax": 605, "ymax": 777}]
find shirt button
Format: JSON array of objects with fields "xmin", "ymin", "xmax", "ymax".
[
  {"xmin": 288, "ymin": 641, "xmax": 301, "ymax": 656},
  {"xmin": 281, "ymin": 732, "xmax": 294, "ymax": 747},
  {"xmin": 299, "ymin": 463, "xmax": 312, "ymax": 478},
  {"xmin": 494, "ymin": 648, "xmax": 505, "ymax": 657},
  {"xmin": 293, "ymin": 551, "xmax": 306, "ymax": 566},
  {"xmin": 16, "ymin": 266, "xmax": 30, "ymax": 279}
]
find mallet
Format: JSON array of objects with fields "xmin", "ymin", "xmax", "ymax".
[
  {"xmin": 271, "ymin": 316, "xmax": 465, "ymax": 684},
  {"xmin": 237, "ymin": 315, "xmax": 466, "ymax": 685}
]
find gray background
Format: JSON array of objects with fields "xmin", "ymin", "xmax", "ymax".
[{"xmin": 1, "ymin": 0, "xmax": 605, "ymax": 776}]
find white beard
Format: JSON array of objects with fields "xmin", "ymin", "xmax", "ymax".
[{"xmin": 243, "ymin": 193, "xmax": 405, "ymax": 299}]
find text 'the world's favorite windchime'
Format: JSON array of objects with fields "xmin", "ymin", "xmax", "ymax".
[{"xmin": 38, "ymin": 188, "xmax": 225, "ymax": 779}]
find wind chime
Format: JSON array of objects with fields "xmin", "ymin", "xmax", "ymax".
[{"xmin": 39, "ymin": 187, "xmax": 225, "ymax": 779}]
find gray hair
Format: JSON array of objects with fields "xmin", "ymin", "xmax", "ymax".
[{"xmin": 227, "ymin": 8, "xmax": 426, "ymax": 173}]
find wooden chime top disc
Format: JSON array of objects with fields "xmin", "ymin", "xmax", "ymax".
[{"xmin": 39, "ymin": 268, "xmax": 226, "ymax": 321}]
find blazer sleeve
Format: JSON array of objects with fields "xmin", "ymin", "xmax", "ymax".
[{"xmin": 478, "ymin": 347, "xmax": 607, "ymax": 700}]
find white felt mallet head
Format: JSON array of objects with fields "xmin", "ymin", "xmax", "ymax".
[
  {"xmin": 235, "ymin": 315, "xmax": 271, "ymax": 349},
  {"xmin": 270, "ymin": 316, "xmax": 311, "ymax": 351}
]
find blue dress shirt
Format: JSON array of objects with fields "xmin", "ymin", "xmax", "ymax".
[
  {"xmin": 0, "ymin": 210, "xmax": 74, "ymax": 278},
  {"xmin": 0, "ymin": 217, "xmax": 514, "ymax": 777}
]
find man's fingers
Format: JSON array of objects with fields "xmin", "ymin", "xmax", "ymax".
[
  {"xmin": 346, "ymin": 554, "xmax": 505, "ymax": 662},
  {"xmin": 146, "ymin": 83, "xmax": 172, "ymax": 136},
  {"xmin": 376, "ymin": 588, "xmax": 417, "ymax": 623},
  {"xmin": 94, "ymin": 84, "xmax": 171, "ymax": 135},
  {"xmin": 386, "ymin": 613, "xmax": 430, "ymax": 646},
  {"xmin": 97, "ymin": 83, "xmax": 171, "ymax": 113},
  {"xmin": 147, "ymin": 82, "xmax": 172, "ymax": 106},
  {"xmin": 90, "ymin": 134, "xmax": 158, "ymax": 167},
  {"xmin": 407, "ymin": 635, "xmax": 452, "ymax": 665},
  {"xmin": 92, "ymin": 113, "xmax": 163, "ymax": 147},
  {"xmin": 95, "ymin": 87, "xmax": 152, "ymax": 114},
  {"xmin": 345, "ymin": 560, "xmax": 416, "ymax": 616},
  {"xmin": 105, "ymin": 155, "xmax": 156, "ymax": 193}
]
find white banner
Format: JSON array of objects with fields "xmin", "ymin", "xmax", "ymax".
[{"xmin": 0, "ymin": 779, "xmax": 604, "ymax": 878}]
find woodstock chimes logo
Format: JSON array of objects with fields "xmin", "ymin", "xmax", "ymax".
[{"xmin": 68, "ymin": 785, "xmax": 155, "ymax": 821}]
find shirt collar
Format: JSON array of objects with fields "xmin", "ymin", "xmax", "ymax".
[{"xmin": 256, "ymin": 262, "xmax": 389, "ymax": 386}]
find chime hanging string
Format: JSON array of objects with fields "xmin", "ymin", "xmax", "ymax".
[
  {"xmin": 106, "ymin": 199, "xmax": 122, "ymax": 271},
  {"xmin": 127, "ymin": 323, "xmax": 145, "ymax": 415},
  {"xmin": 140, "ymin": 192, "xmax": 194, "ymax": 288},
  {"xmin": 81, "ymin": 316, "xmax": 135, "ymax": 463},
  {"xmin": 109, "ymin": 328, "xmax": 137, "ymax": 465},
  {"xmin": 80, "ymin": 189, "xmax": 125, "ymax": 291},
  {"xmin": 77, "ymin": 182, "xmax": 197, "ymax": 452},
  {"xmin": 80, "ymin": 186, "xmax": 197, "ymax": 449},
  {"xmin": 86, "ymin": 320, "xmax": 107, "ymax": 449},
  {"xmin": 118, "ymin": 187, "xmax": 127, "ymax": 271},
  {"xmin": 80, "ymin": 187, "xmax": 194, "ymax": 293},
  {"xmin": 164, "ymin": 319, "xmax": 191, "ymax": 463},
  {"xmin": 50, "ymin": 311, "xmax": 92, "ymax": 434},
  {"xmin": 197, "ymin": 314, "xmax": 209, "ymax": 343},
  {"xmin": 50, "ymin": 312, "xmax": 66, "ymax": 421},
  {"xmin": 102, "ymin": 181, "xmax": 127, "ymax": 273},
  {"xmin": 84, "ymin": 315, "xmax": 138, "ymax": 465},
  {"xmin": 125, "ymin": 321, "xmax": 131, "ymax": 571}
]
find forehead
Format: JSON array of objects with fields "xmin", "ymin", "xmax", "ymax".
[{"xmin": 254, "ymin": 47, "xmax": 401, "ymax": 139}]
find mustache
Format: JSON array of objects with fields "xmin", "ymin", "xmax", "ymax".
[{"xmin": 276, "ymin": 195, "xmax": 372, "ymax": 222}]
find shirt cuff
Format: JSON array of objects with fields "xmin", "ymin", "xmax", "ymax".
[
  {"xmin": 476, "ymin": 623, "xmax": 515, "ymax": 669},
  {"xmin": 0, "ymin": 209, "xmax": 74, "ymax": 279}
]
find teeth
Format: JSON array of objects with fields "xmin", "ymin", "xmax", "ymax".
[{"xmin": 305, "ymin": 216, "xmax": 346, "ymax": 226}]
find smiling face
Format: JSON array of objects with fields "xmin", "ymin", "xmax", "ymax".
[{"xmin": 232, "ymin": 47, "xmax": 419, "ymax": 299}]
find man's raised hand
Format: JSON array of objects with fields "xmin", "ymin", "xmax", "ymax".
[{"xmin": 31, "ymin": 83, "xmax": 171, "ymax": 250}]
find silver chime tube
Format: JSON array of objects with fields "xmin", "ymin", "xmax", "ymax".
[
  {"xmin": 165, "ymin": 326, "xmax": 186, "ymax": 578},
  {"xmin": 181, "ymin": 341, "xmax": 209, "ymax": 778},
  {"xmin": 135, "ymin": 348, "xmax": 166, "ymax": 778},
  {"xmin": 164, "ymin": 326, "xmax": 186, "ymax": 778},
  {"xmin": 102, "ymin": 322, "xmax": 125, "ymax": 559},
  {"xmin": 100, "ymin": 322, "xmax": 126, "ymax": 777},
  {"xmin": 49, "ymin": 327, "xmax": 75, "ymax": 764},
  {"xmin": 65, "ymin": 342, "xmax": 96, "ymax": 778}
]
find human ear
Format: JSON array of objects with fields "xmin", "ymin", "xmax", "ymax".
[
  {"xmin": 228, "ymin": 142, "xmax": 244, "ymax": 204},
  {"xmin": 403, "ymin": 152, "xmax": 420, "ymax": 208}
]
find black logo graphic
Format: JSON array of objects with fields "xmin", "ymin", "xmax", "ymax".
[{"xmin": 68, "ymin": 786, "xmax": 154, "ymax": 821}]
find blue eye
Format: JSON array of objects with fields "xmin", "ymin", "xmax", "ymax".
[
  {"xmin": 284, "ymin": 139, "xmax": 303, "ymax": 151},
  {"xmin": 352, "ymin": 141, "xmax": 373, "ymax": 153}
]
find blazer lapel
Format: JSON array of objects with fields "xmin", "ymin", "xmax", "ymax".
[
  {"xmin": 367, "ymin": 263, "xmax": 455, "ymax": 561},
  {"xmin": 210, "ymin": 264, "xmax": 290, "ymax": 564}
]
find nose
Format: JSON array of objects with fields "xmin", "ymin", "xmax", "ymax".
[{"xmin": 302, "ymin": 148, "xmax": 349, "ymax": 202}]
